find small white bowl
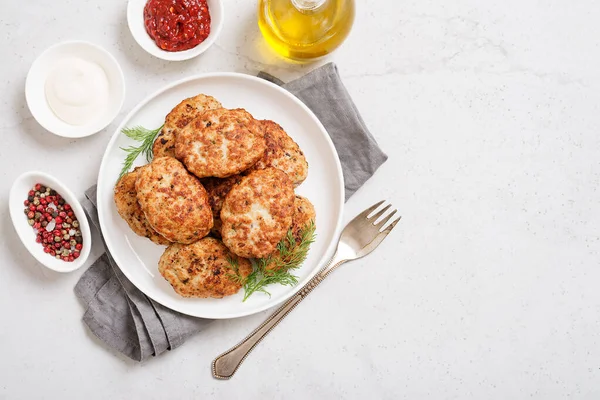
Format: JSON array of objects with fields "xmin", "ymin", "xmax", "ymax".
[
  {"xmin": 26, "ymin": 41, "xmax": 126, "ymax": 138},
  {"xmin": 9, "ymin": 171, "xmax": 92, "ymax": 273},
  {"xmin": 127, "ymin": 0, "xmax": 223, "ymax": 61}
]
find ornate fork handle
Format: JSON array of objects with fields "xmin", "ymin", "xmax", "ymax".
[{"xmin": 212, "ymin": 252, "xmax": 346, "ymax": 380}]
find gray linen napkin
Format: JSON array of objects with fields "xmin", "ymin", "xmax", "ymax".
[
  {"xmin": 75, "ymin": 62, "xmax": 387, "ymax": 361},
  {"xmin": 76, "ymin": 186, "xmax": 211, "ymax": 361}
]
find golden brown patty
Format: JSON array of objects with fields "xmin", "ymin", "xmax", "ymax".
[
  {"xmin": 113, "ymin": 168, "xmax": 171, "ymax": 245},
  {"xmin": 153, "ymin": 94, "xmax": 222, "ymax": 158},
  {"xmin": 221, "ymin": 168, "xmax": 295, "ymax": 258},
  {"xmin": 158, "ymin": 237, "xmax": 252, "ymax": 298},
  {"xmin": 135, "ymin": 157, "xmax": 213, "ymax": 244},
  {"xmin": 201, "ymin": 175, "xmax": 244, "ymax": 238},
  {"xmin": 247, "ymin": 120, "xmax": 308, "ymax": 186},
  {"xmin": 175, "ymin": 108, "xmax": 266, "ymax": 178},
  {"xmin": 265, "ymin": 195, "xmax": 316, "ymax": 271},
  {"xmin": 289, "ymin": 195, "xmax": 316, "ymax": 242}
]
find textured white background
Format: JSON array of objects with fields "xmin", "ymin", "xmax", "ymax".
[{"xmin": 2, "ymin": 0, "xmax": 600, "ymax": 398}]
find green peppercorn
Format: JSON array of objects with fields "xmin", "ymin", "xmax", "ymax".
[
  {"xmin": 33, "ymin": 198, "xmax": 40, "ymax": 206},
  {"xmin": 63, "ymin": 234, "xmax": 70, "ymax": 240},
  {"xmin": 54, "ymin": 236, "xmax": 61, "ymax": 243},
  {"xmin": 42, "ymin": 221, "xmax": 48, "ymax": 227},
  {"xmin": 70, "ymin": 239, "xmax": 77, "ymax": 246},
  {"xmin": 55, "ymin": 255, "xmax": 61, "ymax": 259},
  {"xmin": 28, "ymin": 219, "xmax": 34, "ymax": 226},
  {"xmin": 72, "ymin": 221, "xmax": 79, "ymax": 228}
]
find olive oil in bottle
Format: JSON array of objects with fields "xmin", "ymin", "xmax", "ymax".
[{"xmin": 257, "ymin": 0, "xmax": 355, "ymax": 61}]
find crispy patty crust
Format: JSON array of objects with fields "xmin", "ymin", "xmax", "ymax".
[
  {"xmin": 201, "ymin": 175, "xmax": 244, "ymax": 238},
  {"xmin": 113, "ymin": 168, "xmax": 171, "ymax": 245},
  {"xmin": 288, "ymin": 195, "xmax": 316, "ymax": 243},
  {"xmin": 265, "ymin": 195, "xmax": 316, "ymax": 271},
  {"xmin": 135, "ymin": 157, "xmax": 213, "ymax": 244},
  {"xmin": 175, "ymin": 108, "xmax": 266, "ymax": 178},
  {"xmin": 247, "ymin": 120, "xmax": 308, "ymax": 186},
  {"xmin": 158, "ymin": 237, "xmax": 252, "ymax": 298},
  {"xmin": 153, "ymin": 94, "xmax": 222, "ymax": 158},
  {"xmin": 220, "ymin": 168, "xmax": 295, "ymax": 258}
]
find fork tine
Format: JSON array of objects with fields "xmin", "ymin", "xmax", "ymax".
[
  {"xmin": 354, "ymin": 200, "xmax": 385, "ymax": 221},
  {"xmin": 382, "ymin": 216, "xmax": 402, "ymax": 232},
  {"xmin": 376, "ymin": 209, "xmax": 397, "ymax": 227},
  {"xmin": 370, "ymin": 204, "xmax": 391, "ymax": 222}
]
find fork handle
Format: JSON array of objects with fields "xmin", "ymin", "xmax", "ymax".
[{"xmin": 212, "ymin": 253, "xmax": 346, "ymax": 380}]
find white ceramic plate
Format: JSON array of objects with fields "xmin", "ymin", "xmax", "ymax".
[
  {"xmin": 97, "ymin": 73, "xmax": 344, "ymax": 319},
  {"xmin": 127, "ymin": 0, "xmax": 223, "ymax": 61},
  {"xmin": 25, "ymin": 41, "xmax": 125, "ymax": 138},
  {"xmin": 9, "ymin": 171, "xmax": 92, "ymax": 273}
]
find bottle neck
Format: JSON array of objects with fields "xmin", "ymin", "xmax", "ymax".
[{"xmin": 291, "ymin": 0, "xmax": 326, "ymax": 12}]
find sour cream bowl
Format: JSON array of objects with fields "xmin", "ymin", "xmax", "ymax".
[{"xmin": 26, "ymin": 41, "xmax": 126, "ymax": 138}]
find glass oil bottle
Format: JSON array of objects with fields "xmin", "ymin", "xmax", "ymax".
[{"xmin": 257, "ymin": 0, "xmax": 355, "ymax": 61}]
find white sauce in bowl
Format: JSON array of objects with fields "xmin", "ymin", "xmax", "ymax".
[{"xmin": 44, "ymin": 57, "xmax": 110, "ymax": 126}]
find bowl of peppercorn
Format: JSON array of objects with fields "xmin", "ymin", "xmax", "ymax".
[{"xmin": 9, "ymin": 171, "xmax": 91, "ymax": 273}]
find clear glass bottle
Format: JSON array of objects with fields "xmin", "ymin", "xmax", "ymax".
[{"xmin": 257, "ymin": 0, "xmax": 355, "ymax": 61}]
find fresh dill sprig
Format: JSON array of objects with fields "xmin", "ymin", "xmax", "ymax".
[
  {"xmin": 262, "ymin": 220, "xmax": 316, "ymax": 272},
  {"xmin": 118, "ymin": 125, "xmax": 163, "ymax": 180},
  {"xmin": 225, "ymin": 256, "xmax": 246, "ymax": 285},
  {"xmin": 241, "ymin": 263, "xmax": 299, "ymax": 301},
  {"xmin": 232, "ymin": 220, "xmax": 316, "ymax": 302}
]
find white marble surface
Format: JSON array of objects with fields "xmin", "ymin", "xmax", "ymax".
[{"xmin": 2, "ymin": 0, "xmax": 600, "ymax": 398}]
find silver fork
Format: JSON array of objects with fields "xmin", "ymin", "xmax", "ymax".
[{"xmin": 212, "ymin": 201, "xmax": 401, "ymax": 379}]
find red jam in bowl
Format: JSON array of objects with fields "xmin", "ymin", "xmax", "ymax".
[{"xmin": 144, "ymin": 0, "xmax": 211, "ymax": 52}]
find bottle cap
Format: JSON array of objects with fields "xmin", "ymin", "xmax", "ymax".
[{"xmin": 291, "ymin": 0, "xmax": 326, "ymax": 11}]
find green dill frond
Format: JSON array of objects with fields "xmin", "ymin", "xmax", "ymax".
[
  {"xmin": 118, "ymin": 125, "xmax": 163, "ymax": 180},
  {"xmin": 239, "ymin": 220, "xmax": 316, "ymax": 301},
  {"xmin": 225, "ymin": 256, "xmax": 246, "ymax": 285},
  {"xmin": 241, "ymin": 265, "xmax": 300, "ymax": 301}
]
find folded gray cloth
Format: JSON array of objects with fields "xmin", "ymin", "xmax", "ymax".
[
  {"xmin": 75, "ymin": 62, "xmax": 387, "ymax": 361},
  {"xmin": 76, "ymin": 186, "xmax": 211, "ymax": 361}
]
